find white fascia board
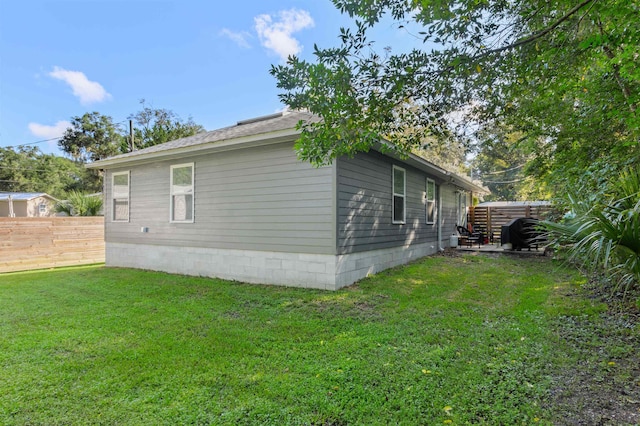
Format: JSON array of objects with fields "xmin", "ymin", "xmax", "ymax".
[{"xmin": 86, "ymin": 128, "xmax": 300, "ymax": 169}]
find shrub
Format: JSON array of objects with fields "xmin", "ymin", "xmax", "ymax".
[
  {"xmin": 55, "ymin": 191, "xmax": 103, "ymax": 216},
  {"xmin": 544, "ymin": 168, "xmax": 640, "ymax": 298}
]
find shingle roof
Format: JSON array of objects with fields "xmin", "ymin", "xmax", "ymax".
[
  {"xmin": 0, "ymin": 192, "xmax": 57, "ymax": 201},
  {"xmin": 85, "ymin": 109, "xmax": 487, "ymax": 193},
  {"xmin": 99, "ymin": 110, "xmax": 317, "ymax": 163}
]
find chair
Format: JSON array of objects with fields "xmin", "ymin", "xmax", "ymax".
[{"xmin": 457, "ymin": 225, "xmax": 482, "ymax": 248}]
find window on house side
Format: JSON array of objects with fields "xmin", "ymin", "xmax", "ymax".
[
  {"xmin": 170, "ymin": 163, "xmax": 194, "ymax": 223},
  {"xmin": 457, "ymin": 191, "xmax": 468, "ymax": 226},
  {"xmin": 112, "ymin": 171, "xmax": 130, "ymax": 222},
  {"xmin": 38, "ymin": 203, "xmax": 47, "ymax": 215},
  {"xmin": 392, "ymin": 166, "xmax": 406, "ymax": 224},
  {"xmin": 426, "ymin": 178, "xmax": 436, "ymax": 224}
]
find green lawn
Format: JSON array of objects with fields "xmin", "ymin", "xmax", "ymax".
[{"xmin": 0, "ymin": 254, "xmax": 628, "ymax": 425}]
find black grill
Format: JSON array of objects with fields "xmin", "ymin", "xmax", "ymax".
[{"xmin": 501, "ymin": 218, "xmax": 544, "ymax": 250}]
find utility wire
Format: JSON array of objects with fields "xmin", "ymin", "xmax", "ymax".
[
  {"xmin": 3, "ymin": 136, "xmax": 62, "ymax": 149},
  {"xmin": 480, "ymin": 163, "xmax": 526, "ymax": 175},
  {"xmin": 482, "ymin": 177, "xmax": 528, "ymax": 184},
  {"xmin": 0, "ymin": 165, "xmax": 51, "ymax": 173}
]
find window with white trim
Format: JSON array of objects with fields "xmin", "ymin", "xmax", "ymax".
[
  {"xmin": 170, "ymin": 163, "xmax": 194, "ymax": 223},
  {"xmin": 38, "ymin": 203, "xmax": 47, "ymax": 215},
  {"xmin": 456, "ymin": 191, "xmax": 468, "ymax": 226},
  {"xmin": 392, "ymin": 165, "xmax": 406, "ymax": 224},
  {"xmin": 112, "ymin": 171, "xmax": 130, "ymax": 222},
  {"xmin": 426, "ymin": 178, "xmax": 436, "ymax": 224}
]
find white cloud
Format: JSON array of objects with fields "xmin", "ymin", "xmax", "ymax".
[
  {"xmin": 254, "ymin": 9, "xmax": 314, "ymax": 61},
  {"xmin": 49, "ymin": 66, "xmax": 111, "ymax": 105},
  {"xmin": 28, "ymin": 120, "xmax": 71, "ymax": 140},
  {"xmin": 220, "ymin": 28, "xmax": 252, "ymax": 49}
]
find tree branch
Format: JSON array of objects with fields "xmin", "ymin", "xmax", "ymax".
[
  {"xmin": 475, "ymin": 0, "xmax": 596, "ymax": 59},
  {"xmin": 597, "ymin": 19, "xmax": 637, "ymax": 113}
]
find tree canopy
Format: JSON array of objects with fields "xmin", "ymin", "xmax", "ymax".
[
  {"xmin": 128, "ymin": 101, "xmax": 205, "ymax": 150},
  {"xmin": 0, "ymin": 146, "xmax": 91, "ymax": 197},
  {"xmin": 471, "ymin": 123, "xmax": 549, "ymax": 201},
  {"xmin": 58, "ymin": 112, "xmax": 124, "ymax": 164},
  {"xmin": 271, "ymin": 0, "xmax": 639, "ymax": 197},
  {"xmin": 58, "ymin": 106, "xmax": 205, "ymax": 163},
  {"xmin": 1, "ymin": 106, "xmax": 205, "ymax": 197}
]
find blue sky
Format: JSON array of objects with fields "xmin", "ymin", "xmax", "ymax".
[{"xmin": 0, "ymin": 0, "xmax": 418, "ymax": 156}]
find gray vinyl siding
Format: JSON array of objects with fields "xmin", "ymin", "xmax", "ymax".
[
  {"xmin": 336, "ymin": 151, "xmax": 441, "ymax": 255},
  {"xmin": 439, "ymin": 184, "xmax": 460, "ymax": 238},
  {"xmin": 104, "ymin": 142, "xmax": 336, "ymax": 254}
]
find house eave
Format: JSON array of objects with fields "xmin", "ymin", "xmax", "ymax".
[
  {"xmin": 85, "ymin": 120, "xmax": 487, "ymax": 195},
  {"xmin": 374, "ymin": 146, "xmax": 487, "ymax": 194},
  {"xmin": 86, "ymin": 128, "xmax": 301, "ymax": 169},
  {"xmin": 406, "ymin": 154, "xmax": 487, "ymax": 194}
]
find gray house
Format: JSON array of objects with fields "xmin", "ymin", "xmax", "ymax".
[{"xmin": 88, "ymin": 111, "xmax": 484, "ymax": 290}]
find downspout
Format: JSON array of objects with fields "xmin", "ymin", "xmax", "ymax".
[{"xmin": 437, "ymin": 183, "xmax": 444, "ymax": 251}]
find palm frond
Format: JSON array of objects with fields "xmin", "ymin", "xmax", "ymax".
[
  {"xmin": 55, "ymin": 191, "xmax": 103, "ymax": 217},
  {"xmin": 543, "ymin": 167, "xmax": 640, "ymax": 297}
]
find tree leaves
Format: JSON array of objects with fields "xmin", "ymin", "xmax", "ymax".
[
  {"xmin": 55, "ymin": 191, "xmax": 103, "ymax": 216},
  {"xmin": 128, "ymin": 101, "xmax": 205, "ymax": 150},
  {"xmin": 272, "ymin": 0, "xmax": 639, "ymax": 199},
  {"xmin": 544, "ymin": 167, "xmax": 640, "ymax": 296},
  {"xmin": 0, "ymin": 146, "xmax": 93, "ymax": 197},
  {"xmin": 58, "ymin": 112, "xmax": 123, "ymax": 164}
]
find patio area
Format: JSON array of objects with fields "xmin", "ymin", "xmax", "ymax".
[{"xmin": 456, "ymin": 243, "xmax": 547, "ymax": 256}]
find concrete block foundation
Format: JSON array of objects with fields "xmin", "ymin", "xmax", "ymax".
[{"xmin": 106, "ymin": 241, "xmax": 442, "ymax": 290}]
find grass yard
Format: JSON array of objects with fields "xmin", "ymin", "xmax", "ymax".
[{"xmin": 1, "ymin": 253, "xmax": 638, "ymax": 425}]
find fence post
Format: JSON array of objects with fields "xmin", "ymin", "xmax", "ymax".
[{"xmin": 487, "ymin": 207, "xmax": 492, "ymax": 239}]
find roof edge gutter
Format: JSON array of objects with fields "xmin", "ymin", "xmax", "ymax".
[{"xmin": 86, "ymin": 128, "xmax": 301, "ymax": 169}]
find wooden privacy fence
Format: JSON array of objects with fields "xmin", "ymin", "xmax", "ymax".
[
  {"xmin": 0, "ymin": 217, "xmax": 105, "ymax": 273},
  {"xmin": 470, "ymin": 204, "xmax": 555, "ymax": 242}
]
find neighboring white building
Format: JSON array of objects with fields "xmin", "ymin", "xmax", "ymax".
[
  {"xmin": 88, "ymin": 111, "xmax": 485, "ymax": 290},
  {"xmin": 0, "ymin": 192, "xmax": 58, "ymax": 217}
]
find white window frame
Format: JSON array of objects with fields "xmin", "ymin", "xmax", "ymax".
[
  {"xmin": 457, "ymin": 190, "xmax": 468, "ymax": 226},
  {"xmin": 111, "ymin": 171, "xmax": 130, "ymax": 222},
  {"xmin": 38, "ymin": 203, "xmax": 47, "ymax": 215},
  {"xmin": 392, "ymin": 165, "xmax": 406, "ymax": 224},
  {"xmin": 170, "ymin": 163, "xmax": 194, "ymax": 223},
  {"xmin": 426, "ymin": 178, "xmax": 436, "ymax": 224}
]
